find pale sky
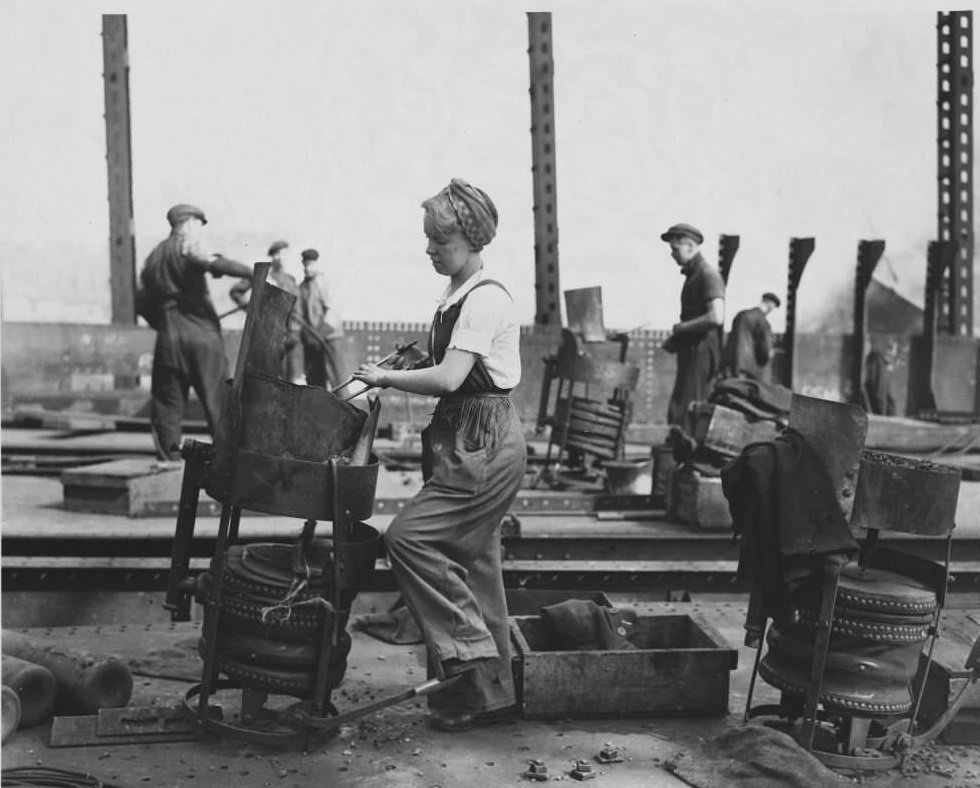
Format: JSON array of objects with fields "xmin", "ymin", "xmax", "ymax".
[{"xmin": 1, "ymin": 0, "xmax": 976, "ymax": 333}]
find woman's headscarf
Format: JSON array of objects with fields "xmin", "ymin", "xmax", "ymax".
[{"xmin": 443, "ymin": 178, "xmax": 498, "ymax": 249}]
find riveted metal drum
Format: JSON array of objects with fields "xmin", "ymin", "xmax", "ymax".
[
  {"xmin": 198, "ymin": 525, "xmax": 381, "ymax": 698},
  {"xmin": 760, "ymin": 564, "xmax": 938, "ymax": 715}
]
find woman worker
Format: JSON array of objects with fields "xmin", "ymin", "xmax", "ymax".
[{"xmin": 352, "ymin": 178, "xmax": 525, "ymax": 731}]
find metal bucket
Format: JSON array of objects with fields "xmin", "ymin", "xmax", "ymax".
[{"xmin": 604, "ymin": 458, "xmax": 654, "ymax": 495}]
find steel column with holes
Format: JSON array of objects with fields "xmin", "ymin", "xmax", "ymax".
[
  {"xmin": 937, "ymin": 11, "xmax": 974, "ymax": 336},
  {"xmin": 718, "ymin": 235, "xmax": 740, "ymax": 285},
  {"xmin": 102, "ymin": 15, "xmax": 137, "ymax": 326},
  {"xmin": 783, "ymin": 237, "xmax": 815, "ymax": 390},
  {"xmin": 851, "ymin": 240, "xmax": 886, "ymax": 406},
  {"xmin": 528, "ymin": 12, "xmax": 561, "ymax": 326}
]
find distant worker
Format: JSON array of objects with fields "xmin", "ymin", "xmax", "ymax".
[
  {"xmin": 137, "ymin": 203, "xmax": 253, "ymax": 459},
  {"xmin": 721, "ymin": 292, "xmax": 781, "ymax": 382},
  {"xmin": 864, "ymin": 341, "xmax": 898, "ymax": 416},
  {"xmin": 659, "ymin": 223, "xmax": 725, "ymax": 426},
  {"xmin": 230, "ymin": 239, "xmax": 304, "ymax": 383},
  {"xmin": 298, "ymin": 247, "xmax": 346, "ymax": 389}
]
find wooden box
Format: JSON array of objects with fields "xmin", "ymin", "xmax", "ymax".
[
  {"xmin": 672, "ymin": 469, "xmax": 731, "ymax": 531},
  {"xmin": 691, "ymin": 403, "xmax": 778, "ymax": 457},
  {"xmin": 510, "ymin": 612, "xmax": 737, "ymax": 719},
  {"xmin": 914, "ymin": 635, "xmax": 980, "ymax": 744},
  {"xmin": 62, "ymin": 459, "xmax": 185, "ymax": 517}
]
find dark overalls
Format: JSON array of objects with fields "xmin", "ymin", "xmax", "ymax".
[
  {"xmin": 384, "ymin": 280, "xmax": 527, "ymax": 715},
  {"xmin": 141, "ymin": 236, "xmax": 229, "ymax": 459},
  {"xmin": 667, "ymin": 254, "xmax": 725, "ymax": 426}
]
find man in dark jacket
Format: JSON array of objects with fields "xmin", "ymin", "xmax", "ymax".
[
  {"xmin": 138, "ymin": 203, "xmax": 253, "ymax": 459},
  {"xmin": 660, "ymin": 223, "xmax": 726, "ymax": 425},
  {"xmin": 721, "ymin": 292, "xmax": 780, "ymax": 382}
]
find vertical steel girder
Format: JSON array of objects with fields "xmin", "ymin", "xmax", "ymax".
[
  {"xmin": 718, "ymin": 235, "xmax": 740, "ymax": 285},
  {"xmin": 937, "ymin": 11, "xmax": 974, "ymax": 336},
  {"xmin": 783, "ymin": 237, "xmax": 815, "ymax": 390},
  {"xmin": 528, "ymin": 12, "xmax": 561, "ymax": 326},
  {"xmin": 925, "ymin": 241, "xmax": 959, "ymax": 341},
  {"xmin": 851, "ymin": 240, "xmax": 886, "ymax": 406},
  {"xmin": 102, "ymin": 15, "xmax": 137, "ymax": 326},
  {"xmin": 908, "ymin": 241, "xmax": 964, "ymax": 418}
]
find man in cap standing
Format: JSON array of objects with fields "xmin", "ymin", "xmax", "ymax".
[
  {"xmin": 298, "ymin": 248, "xmax": 346, "ymax": 389},
  {"xmin": 721, "ymin": 291, "xmax": 781, "ymax": 382},
  {"xmin": 230, "ymin": 239, "xmax": 304, "ymax": 383},
  {"xmin": 660, "ymin": 223, "xmax": 725, "ymax": 426},
  {"xmin": 138, "ymin": 203, "xmax": 253, "ymax": 459}
]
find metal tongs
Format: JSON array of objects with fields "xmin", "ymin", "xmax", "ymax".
[{"xmin": 331, "ymin": 340, "xmax": 424, "ymax": 401}]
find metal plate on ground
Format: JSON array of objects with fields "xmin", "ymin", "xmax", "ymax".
[{"xmin": 51, "ymin": 711, "xmax": 194, "ymax": 747}]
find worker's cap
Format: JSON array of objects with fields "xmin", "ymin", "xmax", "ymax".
[
  {"xmin": 166, "ymin": 203, "xmax": 207, "ymax": 227},
  {"xmin": 268, "ymin": 240, "xmax": 289, "ymax": 255},
  {"xmin": 301, "ymin": 248, "xmax": 320, "ymax": 261},
  {"xmin": 659, "ymin": 223, "xmax": 703, "ymax": 245},
  {"xmin": 762, "ymin": 291, "xmax": 782, "ymax": 308}
]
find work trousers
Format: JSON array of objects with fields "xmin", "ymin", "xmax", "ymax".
[
  {"xmin": 150, "ymin": 310, "xmax": 228, "ymax": 459},
  {"xmin": 303, "ymin": 336, "xmax": 346, "ymax": 389},
  {"xmin": 385, "ymin": 393, "xmax": 526, "ymax": 715},
  {"xmin": 667, "ymin": 333, "xmax": 720, "ymax": 426}
]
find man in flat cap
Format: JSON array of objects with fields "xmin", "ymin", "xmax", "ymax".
[
  {"xmin": 721, "ymin": 291, "xmax": 781, "ymax": 382},
  {"xmin": 137, "ymin": 203, "xmax": 253, "ymax": 459},
  {"xmin": 298, "ymin": 247, "xmax": 346, "ymax": 389},
  {"xmin": 230, "ymin": 239, "xmax": 304, "ymax": 383},
  {"xmin": 660, "ymin": 223, "xmax": 725, "ymax": 425}
]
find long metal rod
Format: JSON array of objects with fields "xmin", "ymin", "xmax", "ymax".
[{"xmin": 102, "ymin": 15, "xmax": 137, "ymax": 327}]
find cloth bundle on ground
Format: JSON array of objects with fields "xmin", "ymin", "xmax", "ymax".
[
  {"xmin": 539, "ymin": 599, "xmax": 638, "ymax": 651},
  {"xmin": 663, "ymin": 724, "xmax": 848, "ymax": 787},
  {"xmin": 720, "ymin": 430, "xmax": 859, "ymax": 646},
  {"xmin": 351, "ymin": 598, "xmax": 424, "ymax": 645},
  {"xmin": 709, "ymin": 378, "xmax": 792, "ymax": 424}
]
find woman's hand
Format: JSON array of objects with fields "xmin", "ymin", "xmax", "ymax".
[{"xmin": 352, "ymin": 363, "xmax": 387, "ymax": 388}]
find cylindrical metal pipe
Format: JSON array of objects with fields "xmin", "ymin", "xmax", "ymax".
[
  {"xmin": 1, "ymin": 655, "xmax": 56, "ymax": 726},
  {"xmin": 1, "ymin": 631, "xmax": 133, "ymax": 713},
  {"xmin": 2, "ymin": 686, "xmax": 21, "ymax": 743}
]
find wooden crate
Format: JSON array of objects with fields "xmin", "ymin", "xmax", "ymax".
[
  {"xmin": 691, "ymin": 403, "xmax": 778, "ymax": 457},
  {"xmin": 914, "ymin": 630, "xmax": 980, "ymax": 744},
  {"xmin": 510, "ymin": 612, "xmax": 737, "ymax": 719},
  {"xmin": 62, "ymin": 459, "xmax": 186, "ymax": 517},
  {"xmin": 672, "ymin": 469, "xmax": 731, "ymax": 531}
]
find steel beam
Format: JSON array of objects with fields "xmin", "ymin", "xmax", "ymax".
[
  {"xmin": 718, "ymin": 235, "xmax": 740, "ymax": 285},
  {"xmin": 6, "ymin": 557, "xmax": 980, "ymax": 595},
  {"xmin": 937, "ymin": 11, "xmax": 974, "ymax": 336},
  {"xmin": 102, "ymin": 15, "xmax": 137, "ymax": 327},
  {"xmin": 851, "ymin": 240, "xmax": 886, "ymax": 406},
  {"xmin": 527, "ymin": 12, "xmax": 561, "ymax": 326},
  {"xmin": 783, "ymin": 237, "xmax": 815, "ymax": 389},
  {"xmin": 910, "ymin": 241, "xmax": 960, "ymax": 417}
]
